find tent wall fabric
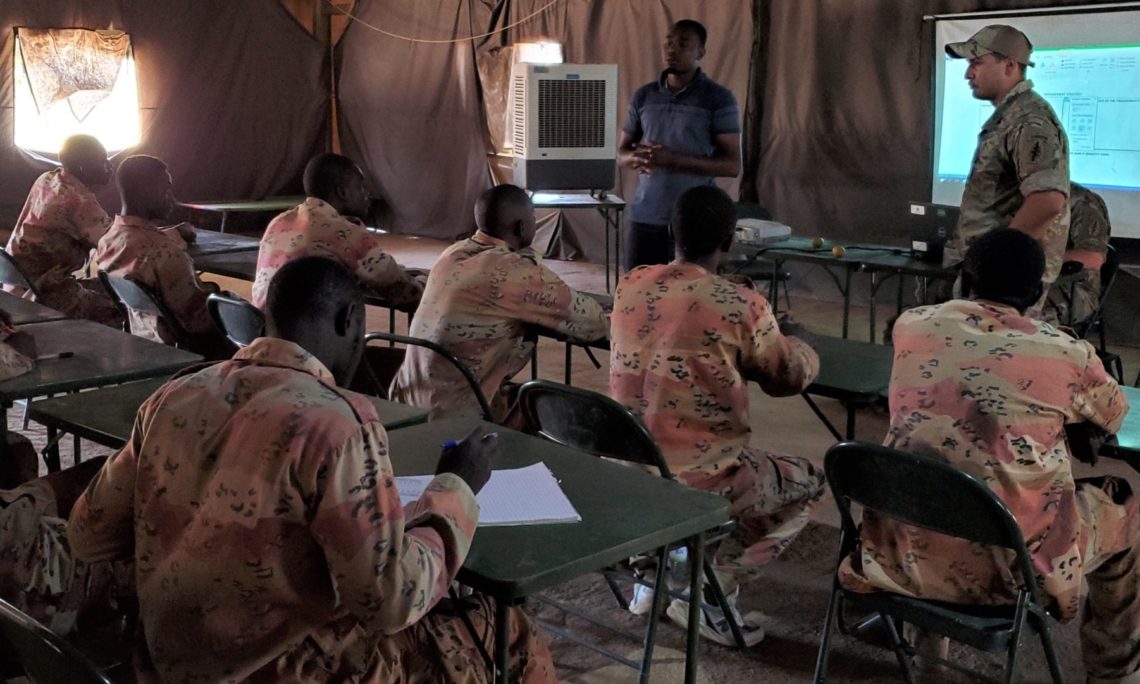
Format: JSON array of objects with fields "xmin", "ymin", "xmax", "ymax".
[
  {"xmin": 0, "ymin": 0, "xmax": 328, "ymax": 224},
  {"xmin": 337, "ymin": 0, "xmax": 752, "ymax": 251},
  {"xmin": 755, "ymin": 0, "xmax": 1093, "ymax": 244}
]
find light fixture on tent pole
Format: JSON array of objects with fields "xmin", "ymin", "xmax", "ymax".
[{"xmin": 515, "ymin": 41, "xmax": 563, "ymax": 64}]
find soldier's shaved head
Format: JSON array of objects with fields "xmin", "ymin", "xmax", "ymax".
[
  {"xmin": 59, "ymin": 134, "xmax": 111, "ymax": 187},
  {"xmin": 265, "ymin": 256, "xmax": 365, "ymax": 385},
  {"xmin": 474, "ymin": 184, "xmax": 536, "ymax": 250}
]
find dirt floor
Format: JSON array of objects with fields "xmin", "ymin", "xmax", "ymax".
[{"xmin": 13, "ymin": 235, "xmax": 1140, "ymax": 683}]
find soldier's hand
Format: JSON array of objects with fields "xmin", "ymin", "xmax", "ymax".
[
  {"xmin": 436, "ymin": 426, "xmax": 497, "ymax": 494},
  {"xmin": 721, "ymin": 273, "xmax": 755, "ymax": 290},
  {"xmin": 777, "ymin": 313, "xmax": 808, "ymax": 339},
  {"xmin": 0, "ymin": 309, "xmax": 15, "ymax": 336}
]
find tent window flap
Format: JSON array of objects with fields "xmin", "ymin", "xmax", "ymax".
[{"xmin": 13, "ymin": 27, "xmax": 140, "ymax": 154}]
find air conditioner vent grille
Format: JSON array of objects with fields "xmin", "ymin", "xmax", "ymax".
[
  {"xmin": 537, "ymin": 79, "xmax": 606, "ymax": 148},
  {"xmin": 511, "ymin": 73, "xmax": 527, "ymax": 151}
]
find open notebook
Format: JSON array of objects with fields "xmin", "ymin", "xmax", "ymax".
[{"xmin": 397, "ymin": 462, "xmax": 581, "ymax": 526}]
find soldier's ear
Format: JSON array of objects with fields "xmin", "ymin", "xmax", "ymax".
[{"xmin": 333, "ymin": 302, "xmax": 354, "ymax": 336}]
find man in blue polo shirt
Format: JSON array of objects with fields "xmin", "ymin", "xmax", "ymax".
[{"xmin": 618, "ymin": 19, "xmax": 742, "ymax": 269}]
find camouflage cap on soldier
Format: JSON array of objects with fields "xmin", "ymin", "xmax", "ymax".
[{"xmin": 946, "ymin": 25, "xmax": 1035, "ymax": 67}]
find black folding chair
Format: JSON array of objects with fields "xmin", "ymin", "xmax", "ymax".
[
  {"xmin": 0, "ymin": 597, "xmax": 112, "ymax": 684},
  {"xmin": 0, "ymin": 249, "xmax": 41, "ymax": 300},
  {"xmin": 363, "ymin": 332, "xmax": 493, "ymax": 419},
  {"xmin": 207, "ymin": 292, "xmax": 264, "ymax": 349},
  {"xmin": 98, "ymin": 271, "xmax": 193, "ymax": 349},
  {"xmin": 814, "ymin": 441, "xmax": 1063, "ymax": 684},
  {"xmin": 1073, "ymin": 244, "xmax": 1123, "ymax": 382},
  {"xmin": 517, "ymin": 380, "xmax": 748, "ymax": 672}
]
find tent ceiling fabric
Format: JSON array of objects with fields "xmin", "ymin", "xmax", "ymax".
[
  {"xmin": 0, "ymin": 0, "xmax": 1108, "ymax": 253},
  {"xmin": 0, "ymin": 0, "xmax": 327, "ymax": 222}
]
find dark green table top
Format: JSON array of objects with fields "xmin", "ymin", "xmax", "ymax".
[
  {"xmin": 193, "ymin": 250, "xmax": 258, "ymax": 281},
  {"xmin": 745, "ymin": 237, "xmax": 956, "ymax": 279},
  {"xmin": 553, "ymin": 328, "xmax": 894, "ymax": 405},
  {"xmin": 0, "ymin": 291, "xmax": 67, "ymax": 325},
  {"xmin": 194, "ymin": 251, "xmax": 415, "ymax": 312},
  {"xmin": 187, "ymin": 229, "xmax": 262, "ymax": 257},
  {"xmin": 806, "ymin": 335, "xmax": 893, "ymax": 402},
  {"xmin": 0, "ymin": 320, "xmax": 202, "ymax": 404},
  {"xmin": 386, "ymin": 417, "xmax": 729, "ymax": 600},
  {"xmin": 180, "ymin": 197, "xmax": 305, "ymax": 213},
  {"xmin": 29, "ymin": 377, "xmax": 429, "ymax": 450}
]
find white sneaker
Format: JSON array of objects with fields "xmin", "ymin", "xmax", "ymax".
[
  {"xmin": 628, "ymin": 577, "xmax": 657, "ymax": 615},
  {"xmin": 628, "ymin": 547, "xmax": 690, "ymax": 616},
  {"xmin": 665, "ymin": 592, "xmax": 766, "ymax": 648}
]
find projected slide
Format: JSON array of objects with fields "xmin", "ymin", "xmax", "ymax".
[{"xmin": 936, "ymin": 45, "xmax": 1140, "ymax": 189}]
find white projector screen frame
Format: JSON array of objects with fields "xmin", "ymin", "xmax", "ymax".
[{"xmin": 929, "ymin": 3, "xmax": 1140, "ymax": 239}]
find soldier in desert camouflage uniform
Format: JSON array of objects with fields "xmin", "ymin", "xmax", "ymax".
[
  {"xmin": 392, "ymin": 185, "xmax": 608, "ymax": 422},
  {"xmin": 842, "ymin": 230, "xmax": 1139, "ymax": 684},
  {"xmin": 942, "ymin": 25, "xmax": 1069, "ymax": 318},
  {"xmin": 1044, "ymin": 183, "xmax": 1111, "ymax": 327},
  {"xmin": 252, "ymin": 153, "xmax": 423, "ymax": 311},
  {"xmin": 610, "ymin": 186, "xmax": 823, "ymax": 646},
  {"xmin": 4, "ymin": 135, "xmax": 121, "ymax": 325},
  {"xmin": 69, "ymin": 258, "xmax": 554, "ymax": 684}
]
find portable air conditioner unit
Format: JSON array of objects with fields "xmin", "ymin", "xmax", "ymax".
[{"xmin": 511, "ymin": 63, "xmax": 618, "ymax": 192}]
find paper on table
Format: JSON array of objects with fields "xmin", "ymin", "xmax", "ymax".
[{"xmin": 397, "ymin": 462, "xmax": 581, "ymax": 526}]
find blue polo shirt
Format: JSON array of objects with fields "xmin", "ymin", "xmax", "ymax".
[{"xmin": 624, "ymin": 69, "xmax": 740, "ymax": 225}]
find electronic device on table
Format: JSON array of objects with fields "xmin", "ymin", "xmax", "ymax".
[
  {"xmin": 735, "ymin": 218, "xmax": 791, "ymax": 246},
  {"xmin": 907, "ymin": 201, "xmax": 959, "ymax": 263}
]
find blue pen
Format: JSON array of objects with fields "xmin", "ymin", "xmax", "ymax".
[{"xmin": 441, "ymin": 439, "xmax": 459, "ymax": 450}]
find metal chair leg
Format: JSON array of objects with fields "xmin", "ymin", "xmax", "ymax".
[
  {"xmin": 602, "ymin": 570, "xmax": 628, "ymax": 609},
  {"xmin": 812, "ymin": 588, "xmax": 841, "ymax": 684},
  {"xmin": 1035, "ymin": 614, "xmax": 1064, "ymax": 684},
  {"xmin": 637, "ymin": 546, "xmax": 670, "ymax": 684},
  {"xmin": 880, "ymin": 614, "xmax": 915, "ymax": 684},
  {"xmin": 1003, "ymin": 593, "xmax": 1030, "ymax": 684}
]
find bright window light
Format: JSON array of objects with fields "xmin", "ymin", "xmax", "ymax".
[
  {"xmin": 516, "ymin": 41, "xmax": 563, "ymax": 64},
  {"xmin": 13, "ymin": 30, "xmax": 141, "ymax": 155}
]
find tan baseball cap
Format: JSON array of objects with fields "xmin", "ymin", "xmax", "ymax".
[{"xmin": 946, "ymin": 25, "xmax": 1035, "ymax": 67}]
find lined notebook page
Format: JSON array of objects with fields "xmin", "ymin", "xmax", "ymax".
[{"xmin": 397, "ymin": 463, "xmax": 581, "ymax": 526}]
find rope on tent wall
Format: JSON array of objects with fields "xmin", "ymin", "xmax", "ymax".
[{"xmin": 323, "ymin": 0, "xmax": 560, "ymax": 44}]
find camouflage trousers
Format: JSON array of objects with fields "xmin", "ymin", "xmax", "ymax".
[
  {"xmin": 234, "ymin": 598, "xmax": 557, "ymax": 684},
  {"xmin": 26, "ymin": 275, "xmax": 122, "ymax": 328},
  {"xmin": 0, "ymin": 479, "xmax": 133, "ymax": 636},
  {"xmin": 683, "ymin": 448, "xmax": 826, "ymax": 587},
  {"xmin": 1075, "ymin": 476, "xmax": 1140, "ymax": 683},
  {"xmin": 1044, "ymin": 276, "xmax": 1099, "ymax": 329}
]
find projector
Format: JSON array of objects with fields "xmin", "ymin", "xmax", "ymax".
[{"xmin": 735, "ymin": 218, "xmax": 791, "ymax": 245}]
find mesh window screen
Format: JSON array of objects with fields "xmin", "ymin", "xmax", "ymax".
[{"xmin": 537, "ymin": 79, "xmax": 606, "ymax": 148}]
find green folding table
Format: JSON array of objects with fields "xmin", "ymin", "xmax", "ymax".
[
  {"xmin": 1101, "ymin": 386, "xmax": 1140, "ymax": 469},
  {"xmin": 0, "ymin": 291, "xmax": 67, "ymax": 325},
  {"xmin": 386, "ymin": 417, "xmax": 729, "ymax": 684},
  {"xmin": 180, "ymin": 197, "xmax": 304, "ymax": 233},
  {"xmin": 29, "ymin": 376, "xmax": 430, "ymax": 469},
  {"xmin": 0, "ymin": 320, "xmax": 202, "ymax": 469}
]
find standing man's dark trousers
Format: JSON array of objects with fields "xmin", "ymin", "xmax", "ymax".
[{"xmin": 625, "ymin": 222, "xmax": 673, "ymax": 271}]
